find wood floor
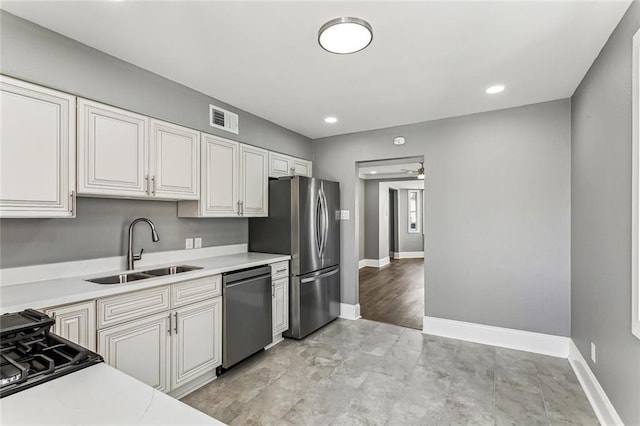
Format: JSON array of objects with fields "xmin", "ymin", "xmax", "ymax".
[{"xmin": 358, "ymin": 258, "xmax": 424, "ymax": 329}]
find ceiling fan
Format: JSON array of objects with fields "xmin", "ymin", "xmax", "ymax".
[{"xmin": 401, "ymin": 162, "xmax": 425, "ymax": 180}]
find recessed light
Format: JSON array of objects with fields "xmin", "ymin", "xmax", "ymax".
[
  {"xmin": 393, "ymin": 137, "xmax": 405, "ymax": 145},
  {"xmin": 318, "ymin": 17, "xmax": 373, "ymax": 54},
  {"xmin": 486, "ymin": 85, "xmax": 505, "ymax": 94},
  {"xmin": 370, "ymin": 171, "xmax": 377, "ymax": 174},
  {"xmin": 324, "ymin": 116, "xmax": 338, "ymax": 124}
]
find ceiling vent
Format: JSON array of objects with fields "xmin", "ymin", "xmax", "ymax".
[{"xmin": 209, "ymin": 104, "xmax": 239, "ymax": 134}]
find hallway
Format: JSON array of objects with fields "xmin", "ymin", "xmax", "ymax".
[{"xmin": 358, "ymin": 258, "xmax": 424, "ymax": 329}]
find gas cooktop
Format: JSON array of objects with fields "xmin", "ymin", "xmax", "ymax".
[{"xmin": 0, "ymin": 309, "xmax": 103, "ymax": 398}]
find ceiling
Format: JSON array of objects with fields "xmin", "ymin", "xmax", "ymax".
[{"xmin": 1, "ymin": 1, "xmax": 631, "ymax": 139}]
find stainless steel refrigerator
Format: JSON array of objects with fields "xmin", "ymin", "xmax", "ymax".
[{"xmin": 249, "ymin": 176, "xmax": 340, "ymax": 339}]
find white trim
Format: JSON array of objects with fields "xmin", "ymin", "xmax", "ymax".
[
  {"xmin": 0, "ymin": 244, "xmax": 248, "ymax": 286},
  {"xmin": 422, "ymin": 316, "xmax": 569, "ymax": 358},
  {"xmin": 632, "ymin": 28, "xmax": 640, "ymax": 339},
  {"xmin": 339, "ymin": 303, "xmax": 361, "ymax": 320},
  {"xmin": 568, "ymin": 340, "xmax": 624, "ymax": 426},
  {"xmin": 358, "ymin": 257, "xmax": 390, "ymax": 268},
  {"xmin": 393, "ymin": 251, "xmax": 424, "ymax": 259}
]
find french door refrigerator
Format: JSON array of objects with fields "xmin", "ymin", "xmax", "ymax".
[{"xmin": 249, "ymin": 176, "xmax": 340, "ymax": 339}]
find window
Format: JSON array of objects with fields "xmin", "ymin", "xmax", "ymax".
[{"xmin": 408, "ymin": 190, "xmax": 419, "ymax": 233}]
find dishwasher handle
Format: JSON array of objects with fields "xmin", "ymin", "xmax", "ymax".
[{"xmin": 224, "ymin": 273, "xmax": 272, "ymax": 289}]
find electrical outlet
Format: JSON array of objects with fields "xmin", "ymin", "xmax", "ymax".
[
  {"xmin": 185, "ymin": 238, "xmax": 194, "ymax": 250},
  {"xmin": 591, "ymin": 342, "xmax": 596, "ymax": 363},
  {"xmin": 194, "ymin": 237, "xmax": 202, "ymax": 249}
]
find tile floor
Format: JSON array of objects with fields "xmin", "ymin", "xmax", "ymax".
[{"xmin": 182, "ymin": 319, "xmax": 598, "ymax": 426}]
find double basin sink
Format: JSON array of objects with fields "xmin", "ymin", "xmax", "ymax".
[{"xmin": 87, "ymin": 265, "xmax": 203, "ymax": 285}]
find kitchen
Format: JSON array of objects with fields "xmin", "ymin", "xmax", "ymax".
[{"xmin": 1, "ymin": 1, "xmax": 640, "ymax": 425}]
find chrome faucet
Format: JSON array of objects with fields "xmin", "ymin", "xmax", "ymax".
[{"xmin": 127, "ymin": 217, "xmax": 160, "ymax": 270}]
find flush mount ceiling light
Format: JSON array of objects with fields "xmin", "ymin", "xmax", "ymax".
[
  {"xmin": 486, "ymin": 85, "xmax": 505, "ymax": 94},
  {"xmin": 417, "ymin": 162, "xmax": 425, "ymax": 180},
  {"xmin": 324, "ymin": 116, "xmax": 338, "ymax": 124},
  {"xmin": 318, "ymin": 17, "xmax": 373, "ymax": 54}
]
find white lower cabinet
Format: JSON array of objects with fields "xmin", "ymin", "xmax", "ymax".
[
  {"xmin": 272, "ymin": 277, "xmax": 289, "ymax": 336},
  {"xmin": 98, "ymin": 312, "xmax": 171, "ymax": 392},
  {"xmin": 45, "ymin": 301, "xmax": 96, "ymax": 351},
  {"xmin": 171, "ymin": 298, "xmax": 221, "ymax": 390},
  {"xmin": 96, "ymin": 277, "xmax": 222, "ymax": 396}
]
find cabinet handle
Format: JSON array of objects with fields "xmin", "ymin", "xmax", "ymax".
[
  {"xmin": 276, "ymin": 268, "xmax": 287, "ymax": 273},
  {"xmin": 272, "ymin": 283, "xmax": 275, "ymax": 298},
  {"xmin": 174, "ymin": 312, "xmax": 178, "ymax": 334},
  {"xmin": 151, "ymin": 176, "xmax": 156, "ymax": 196},
  {"xmin": 168, "ymin": 314, "xmax": 172, "ymax": 336},
  {"xmin": 69, "ymin": 191, "xmax": 75, "ymax": 215},
  {"xmin": 145, "ymin": 175, "xmax": 150, "ymax": 196},
  {"xmin": 240, "ymin": 201, "xmax": 244, "ymax": 216},
  {"xmin": 237, "ymin": 201, "xmax": 241, "ymax": 216}
]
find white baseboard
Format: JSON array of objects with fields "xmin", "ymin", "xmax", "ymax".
[
  {"xmin": 393, "ymin": 251, "xmax": 424, "ymax": 259},
  {"xmin": 339, "ymin": 303, "xmax": 361, "ymax": 320},
  {"xmin": 568, "ymin": 340, "xmax": 624, "ymax": 426},
  {"xmin": 422, "ymin": 316, "xmax": 570, "ymax": 358},
  {"xmin": 358, "ymin": 257, "xmax": 390, "ymax": 268}
]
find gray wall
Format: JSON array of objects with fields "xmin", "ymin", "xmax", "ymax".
[
  {"xmin": 363, "ymin": 180, "xmax": 381, "ymax": 260},
  {"xmin": 314, "ymin": 99, "xmax": 571, "ymax": 336},
  {"xmin": 358, "ymin": 179, "xmax": 365, "ymax": 261},
  {"xmin": 0, "ymin": 198, "xmax": 247, "ymax": 268},
  {"xmin": 0, "ymin": 11, "xmax": 311, "ymax": 268},
  {"xmin": 571, "ymin": 1, "xmax": 640, "ymax": 423},
  {"xmin": 397, "ymin": 189, "xmax": 424, "ymax": 253}
]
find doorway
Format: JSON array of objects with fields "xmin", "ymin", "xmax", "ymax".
[{"xmin": 357, "ymin": 158, "xmax": 425, "ymax": 329}]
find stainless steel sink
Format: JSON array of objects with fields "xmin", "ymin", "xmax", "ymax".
[
  {"xmin": 142, "ymin": 265, "xmax": 203, "ymax": 276},
  {"xmin": 87, "ymin": 272, "xmax": 154, "ymax": 285}
]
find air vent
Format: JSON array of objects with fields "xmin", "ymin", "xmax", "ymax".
[{"xmin": 209, "ymin": 104, "xmax": 239, "ymax": 134}]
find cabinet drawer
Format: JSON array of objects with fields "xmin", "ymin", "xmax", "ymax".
[
  {"xmin": 97, "ymin": 286, "xmax": 170, "ymax": 329},
  {"xmin": 171, "ymin": 275, "xmax": 221, "ymax": 308},
  {"xmin": 270, "ymin": 261, "xmax": 289, "ymax": 280}
]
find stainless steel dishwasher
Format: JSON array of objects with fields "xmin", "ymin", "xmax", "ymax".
[{"xmin": 219, "ymin": 265, "xmax": 272, "ymax": 373}]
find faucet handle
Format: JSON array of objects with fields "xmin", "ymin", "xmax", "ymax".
[{"xmin": 133, "ymin": 248, "xmax": 144, "ymax": 261}]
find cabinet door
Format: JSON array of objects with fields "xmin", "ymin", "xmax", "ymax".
[
  {"xmin": 268, "ymin": 152, "xmax": 291, "ymax": 178},
  {"xmin": 291, "ymin": 158, "xmax": 312, "ymax": 177},
  {"xmin": 240, "ymin": 144, "xmax": 268, "ymax": 217},
  {"xmin": 150, "ymin": 119, "xmax": 199, "ymax": 200},
  {"xmin": 77, "ymin": 99, "xmax": 149, "ymax": 197},
  {"xmin": 0, "ymin": 76, "xmax": 76, "ymax": 218},
  {"xmin": 45, "ymin": 301, "xmax": 96, "ymax": 351},
  {"xmin": 201, "ymin": 134, "xmax": 239, "ymax": 216},
  {"xmin": 171, "ymin": 298, "xmax": 222, "ymax": 389},
  {"xmin": 272, "ymin": 277, "xmax": 289, "ymax": 335},
  {"xmin": 98, "ymin": 312, "xmax": 171, "ymax": 392}
]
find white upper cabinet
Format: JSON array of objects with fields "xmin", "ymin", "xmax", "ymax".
[
  {"xmin": 268, "ymin": 151, "xmax": 312, "ymax": 178},
  {"xmin": 150, "ymin": 119, "xmax": 200, "ymax": 200},
  {"xmin": 0, "ymin": 75, "xmax": 76, "ymax": 218},
  {"xmin": 291, "ymin": 157, "xmax": 313, "ymax": 177},
  {"xmin": 240, "ymin": 144, "xmax": 268, "ymax": 217},
  {"xmin": 77, "ymin": 98, "xmax": 149, "ymax": 198},
  {"xmin": 78, "ymin": 100, "xmax": 200, "ymax": 200},
  {"xmin": 178, "ymin": 134, "xmax": 268, "ymax": 218}
]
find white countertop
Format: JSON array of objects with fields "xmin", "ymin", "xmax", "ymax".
[
  {"xmin": 0, "ymin": 363, "xmax": 224, "ymax": 425},
  {"xmin": 0, "ymin": 252, "xmax": 290, "ymax": 313}
]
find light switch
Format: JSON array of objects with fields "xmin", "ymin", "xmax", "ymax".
[
  {"xmin": 185, "ymin": 238, "xmax": 194, "ymax": 249},
  {"xmin": 194, "ymin": 237, "xmax": 202, "ymax": 249},
  {"xmin": 340, "ymin": 210, "xmax": 350, "ymax": 220}
]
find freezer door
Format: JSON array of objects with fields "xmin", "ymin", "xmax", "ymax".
[{"xmin": 286, "ymin": 266, "xmax": 340, "ymax": 339}]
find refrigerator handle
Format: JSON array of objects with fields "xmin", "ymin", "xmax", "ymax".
[
  {"xmin": 300, "ymin": 267, "xmax": 340, "ymax": 283},
  {"xmin": 315, "ymin": 190, "xmax": 323, "ymax": 258},
  {"xmin": 320, "ymin": 186, "xmax": 329, "ymax": 259}
]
